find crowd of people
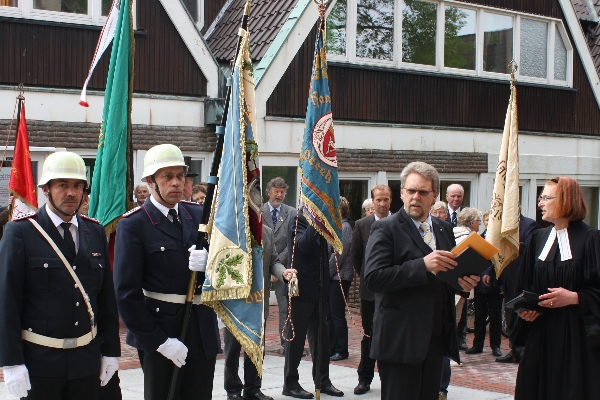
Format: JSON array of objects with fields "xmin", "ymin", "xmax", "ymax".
[{"xmin": 0, "ymin": 146, "xmax": 598, "ymax": 400}]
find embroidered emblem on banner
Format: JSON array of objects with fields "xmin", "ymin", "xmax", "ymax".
[{"xmin": 312, "ymin": 112, "xmax": 337, "ymax": 168}]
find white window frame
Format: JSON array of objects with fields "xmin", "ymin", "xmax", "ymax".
[
  {"xmin": 326, "ymin": 0, "xmax": 573, "ymax": 88},
  {"xmin": 0, "ymin": 0, "xmax": 137, "ymax": 28}
]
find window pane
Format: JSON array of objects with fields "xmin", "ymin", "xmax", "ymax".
[
  {"xmin": 581, "ymin": 187, "xmax": 599, "ymax": 229},
  {"xmin": 327, "ymin": 0, "xmax": 347, "ymax": 56},
  {"xmin": 520, "ymin": 18, "xmax": 548, "ymax": 78},
  {"xmin": 444, "ymin": 6, "xmax": 476, "ymax": 70},
  {"xmin": 181, "ymin": 0, "xmax": 198, "ymax": 23},
  {"xmin": 554, "ymin": 26, "xmax": 568, "ymax": 81},
  {"xmin": 357, "ymin": 0, "xmax": 394, "ymax": 60},
  {"xmin": 339, "ymin": 180, "xmax": 369, "ymax": 220},
  {"xmin": 1, "ymin": 0, "xmax": 18, "ymax": 7},
  {"xmin": 483, "ymin": 12, "xmax": 513, "ymax": 73},
  {"xmin": 101, "ymin": 0, "xmax": 110, "ymax": 16},
  {"xmin": 402, "ymin": 0, "xmax": 437, "ymax": 66},
  {"xmin": 34, "ymin": 0, "xmax": 88, "ymax": 13},
  {"xmin": 262, "ymin": 167, "xmax": 297, "ymax": 209}
]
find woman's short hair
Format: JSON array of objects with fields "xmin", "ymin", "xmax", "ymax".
[
  {"xmin": 362, "ymin": 198, "xmax": 373, "ymax": 210},
  {"xmin": 546, "ymin": 177, "xmax": 588, "ymax": 221},
  {"xmin": 457, "ymin": 207, "xmax": 482, "ymax": 227},
  {"xmin": 483, "ymin": 210, "xmax": 491, "ymax": 219},
  {"xmin": 431, "ymin": 201, "xmax": 447, "ymax": 212},
  {"xmin": 340, "ymin": 196, "xmax": 350, "ymax": 219}
]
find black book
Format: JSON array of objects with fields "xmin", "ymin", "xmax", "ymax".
[
  {"xmin": 505, "ymin": 290, "xmax": 543, "ymax": 314},
  {"xmin": 436, "ymin": 247, "xmax": 493, "ymax": 292}
]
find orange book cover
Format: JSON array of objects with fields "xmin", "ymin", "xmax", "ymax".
[{"xmin": 451, "ymin": 232, "xmax": 499, "ymax": 260}]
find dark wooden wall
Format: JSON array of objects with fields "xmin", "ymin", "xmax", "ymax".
[
  {"xmin": 201, "ymin": 0, "xmax": 228, "ymax": 34},
  {"xmin": 266, "ymin": 1, "xmax": 600, "ymax": 136},
  {"xmin": 0, "ymin": 0, "xmax": 207, "ymax": 96}
]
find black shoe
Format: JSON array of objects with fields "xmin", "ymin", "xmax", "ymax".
[
  {"xmin": 330, "ymin": 352, "xmax": 348, "ymax": 361},
  {"xmin": 321, "ymin": 384, "xmax": 344, "ymax": 397},
  {"xmin": 492, "ymin": 348, "xmax": 502, "ymax": 357},
  {"xmin": 244, "ymin": 391, "xmax": 274, "ymax": 400},
  {"xmin": 496, "ymin": 350, "xmax": 520, "ymax": 363},
  {"xmin": 282, "ymin": 387, "xmax": 314, "ymax": 399},
  {"xmin": 354, "ymin": 382, "xmax": 370, "ymax": 395},
  {"xmin": 228, "ymin": 394, "xmax": 243, "ymax": 400},
  {"xmin": 465, "ymin": 346, "xmax": 483, "ymax": 354},
  {"xmin": 458, "ymin": 341, "xmax": 468, "ymax": 351}
]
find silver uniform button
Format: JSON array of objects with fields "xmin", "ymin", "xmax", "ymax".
[
  {"xmin": 75, "ymin": 321, "xmax": 79, "ymax": 326},
  {"xmin": 43, "ymin": 263, "xmax": 48, "ymax": 268},
  {"xmin": 76, "ymin": 302, "xmax": 79, "ymax": 306},
  {"xmin": 28, "ymin": 328, "xmax": 32, "ymax": 332},
  {"xmin": 74, "ymin": 284, "xmax": 78, "ymax": 288},
  {"xmin": 160, "ymin": 247, "xmax": 165, "ymax": 251},
  {"xmin": 73, "ymin": 265, "xmax": 76, "ymax": 270},
  {"xmin": 156, "ymin": 308, "xmax": 160, "ymax": 312}
]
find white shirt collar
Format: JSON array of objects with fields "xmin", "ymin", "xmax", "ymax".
[
  {"xmin": 45, "ymin": 204, "xmax": 78, "ymax": 228},
  {"xmin": 411, "ymin": 214, "xmax": 433, "ymax": 232},
  {"xmin": 268, "ymin": 202, "xmax": 281, "ymax": 213},
  {"xmin": 538, "ymin": 227, "xmax": 572, "ymax": 262},
  {"xmin": 149, "ymin": 194, "xmax": 179, "ymax": 218},
  {"xmin": 448, "ymin": 206, "xmax": 461, "ymax": 215},
  {"xmin": 374, "ymin": 211, "xmax": 391, "ymax": 221}
]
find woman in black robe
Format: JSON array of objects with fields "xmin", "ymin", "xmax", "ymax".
[{"xmin": 514, "ymin": 177, "xmax": 600, "ymax": 399}]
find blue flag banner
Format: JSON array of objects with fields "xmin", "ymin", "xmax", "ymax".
[
  {"xmin": 201, "ymin": 28, "xmax": 264, "ymax": 375},
  {"xmin": 299, "ymin": 21, "xmax": 343, "ymax": 254}
]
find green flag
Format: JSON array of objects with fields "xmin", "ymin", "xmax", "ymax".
[{"xmin": 89, "ymin": 0, "xmax": 134, "ymax": 233}]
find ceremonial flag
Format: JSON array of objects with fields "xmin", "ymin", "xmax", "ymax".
[
  {"xmin": 88, "ymin": 0, "xmax": 134, "ymax": 234},
  {"xmin": 201, "ymin": 28, "xmax": 264, "ymax": 375},
  {"xmin": 79, "ymin": 0, "xmax": 122, "ymax": 107},
  {"xmin": 298, "ymin": 17, "xmax": 343, "ymax": 254},
  {"xmin": 9, "ymin": 98, "xmax": 38, "ymax": 219},
  {"xmin": 487, "ymin": 77, "xmax": 519, "ymax": 277}
]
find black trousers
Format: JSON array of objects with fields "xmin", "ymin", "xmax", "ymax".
[
  {"xmin": 224, "ymin": 327, "xmax": 261, "ymax": 396},
  {"xmin": 357, "ymin": 299, "xmax": 376, "ymax": 384},
  {"xmin": 25, "ymin": 375, "xmax": 99, "ymax": 400},
  {"xmin": 98, "ymin": 371, "xmax": 122, "ymax": 400},
  {"xmin": 283, "ymin": 298, "xmax": 331, "ymax": 391},
  {"xmin": 138, "ymin": 346, "xmax": 216, "ymax": 400},
  {"xmin": 327, "ymin": 280, "xmax": 351, "ymax": 357},
  {"xmin": 472, "ymin": 291, "xmax": 503, "ymax": 349},
  {"xmin": 378, "ymin": 334, "xmax": 445, "ymax": 400},
  {"xmin": 456, "ymin": 300, "xmax": 468, "ymax": 343}
]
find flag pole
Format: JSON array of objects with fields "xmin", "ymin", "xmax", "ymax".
[
  {"xmin": 167, "ymin": 2, "xmax": 253, "ymax": 398},
  {"xmin": 316, "ymin": 235, "xmax": 325, "ymax": 400}
]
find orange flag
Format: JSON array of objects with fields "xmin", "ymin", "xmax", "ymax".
[{"xmin": 9, "ymin": 99, "xmax": 38, "ymax": 218}]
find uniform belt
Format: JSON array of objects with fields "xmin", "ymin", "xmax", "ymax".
[
  {"xmin": 22, "ymin": 326, "xmax": 97, "ymax": 349},
  {"xmin": 143, "ymin": 289, "xmax": 202, "ymax": 305}
]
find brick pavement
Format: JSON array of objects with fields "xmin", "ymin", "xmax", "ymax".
[{"xmin": 1, "ymin": 305, "xmax": 519, "ymax": 396}]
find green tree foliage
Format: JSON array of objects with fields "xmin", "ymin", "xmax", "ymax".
[
  {"xmin": 444, "ymin": 7, "xmax": 475, "ymax": 70},
  {"xmin": 356, "ymin": 0, "xmax": 394, "ymax": 60}
]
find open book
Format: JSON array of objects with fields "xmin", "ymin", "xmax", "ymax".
[{"xmin": 435, "ymin": 232, "xmax": 500, "ymax": 292}]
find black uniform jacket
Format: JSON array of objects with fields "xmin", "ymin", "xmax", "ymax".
[
  {"xmin": 113, "ymin": 199, "xmax": 219, "ymax": 360},
  {"xmin": 364, "ymin": 208, "xmax": 461, "ymax": 364},
  {"xmin": 0, "ymin": 205, "xmax": 120, "ymax": 379}
]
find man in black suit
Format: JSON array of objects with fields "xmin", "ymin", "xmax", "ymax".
[
  {"xmin": 364, "ymin": 162, "xmax": 479, "ymax": 400},
  {"xmin": 495, "ymin": 213, "xmax": 539, "ymax": 363},
  {"xmin": 282, "ymin": 211, "xmax": 343, "ymax": 399},
  {"xmin": 351, "ymin": 184, "xmax": 392, "ymax": 395}
]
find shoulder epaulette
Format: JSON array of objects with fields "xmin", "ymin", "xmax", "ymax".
[
  {"xmin": 13, "ymin": 212, "xmax": 36, "ymax": 221},
  {"xmin": 80, "ymin": 214, "xmax": 101, "ymax": 224},
  {"xmin": 122, "ymin": 206, "xmax": 141, "ymax": 218},
  {"xmin": 180, "ymin": 200, "xmax": 201, "ymax": 206}
]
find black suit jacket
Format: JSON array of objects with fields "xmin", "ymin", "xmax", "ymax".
[
  {"xmin": 0, "ymin": 206, "xmax": 120, "ymax": 379},
  {"xmin": 351, "ymin": 214, "xmax": 375, "ymax": 301},
  {"xmin": 445, "ymin": 206, "xmax": 463, "ymax": 226},
  {"xmin": 114, "ymin": 199, "xmax": 219, "ymax": 360},
  {"xmin": 364, "ymin": 208, "xmax": 460, "ymax": 364}
]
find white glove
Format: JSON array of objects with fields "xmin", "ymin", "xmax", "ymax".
[
  {"xmin": 4, "ymin": 364, "xmax": 31, "ymax": 398},
  {"xmin": 99, "ymin": 356, "xmax": 119, "ymax": 386},
  {"xmin": 157, "ymin": 338, "xmax": 188, "ymax": 368},
  {"xmin": 188, "ymin": 245, "xmax": 208, "ymax": 272}
]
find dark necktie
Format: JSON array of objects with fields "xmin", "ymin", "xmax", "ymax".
[
  {"xmin": 60, "ymin": 222, "xmax": 76, "ymax": 258},
  {"xmin": 168, "ymin": 209, "xmax": 182, "ymax": 231},
  {"xmin": 451, "ymin": 211, "xmax": 457, "ymax": 227},
  {"xmin": 271, "ymin": 209, "xmax": 278, "ymax": 228}
]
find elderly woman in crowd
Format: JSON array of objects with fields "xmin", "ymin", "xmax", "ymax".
[
  {"xmin": 362, "ymin": 198, "xmax": 375, "ymax": 217},
  {"xmin": 431, "ymin": 201, "xmax": 448, "ymax": 220},
  {"xmin": 328, "ymin": 197, "xmax": 354, "ymax": 361},
  {"xmin": 514, "ymin": 177, "xmax": 600, "ymax": 399}
]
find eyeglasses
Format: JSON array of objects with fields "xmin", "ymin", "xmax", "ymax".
[
  {"xmin": 538, "ymin": 195, "xmax": 556, "ymax": 203},
  {"xmin": 403, "ymin": 188, "xmax": 434, "ymax": 197}
]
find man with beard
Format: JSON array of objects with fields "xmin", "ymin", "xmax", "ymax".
[
  {"xmin": 134, "ymin": 183, "xmax": 149, "ymax": 206},
  {"xmin": 364, "ymin": 162, "xmax": 479, "ymax": 400}
]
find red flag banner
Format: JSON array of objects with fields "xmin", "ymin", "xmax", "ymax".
[{"xmin": 9, "ymin": 99, "xmax": 38, "ymax": 218}]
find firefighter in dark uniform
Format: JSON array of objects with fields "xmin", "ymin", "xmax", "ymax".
[
  {"xmin": 113, "ymin": 144, "xmax": 219, "ymax": 400},
  {"xmin": 0, "ymin": 151, "xmax": 120, "ymax": 399}
]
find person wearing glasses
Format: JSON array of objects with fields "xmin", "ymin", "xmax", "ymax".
[
  {"xmin": 514, "ymin": 177, "xmax": 600, "ymax": 399},
  {"xmin": 364, "ymin": 162, "xmax": 479, "ymax": 400}
]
